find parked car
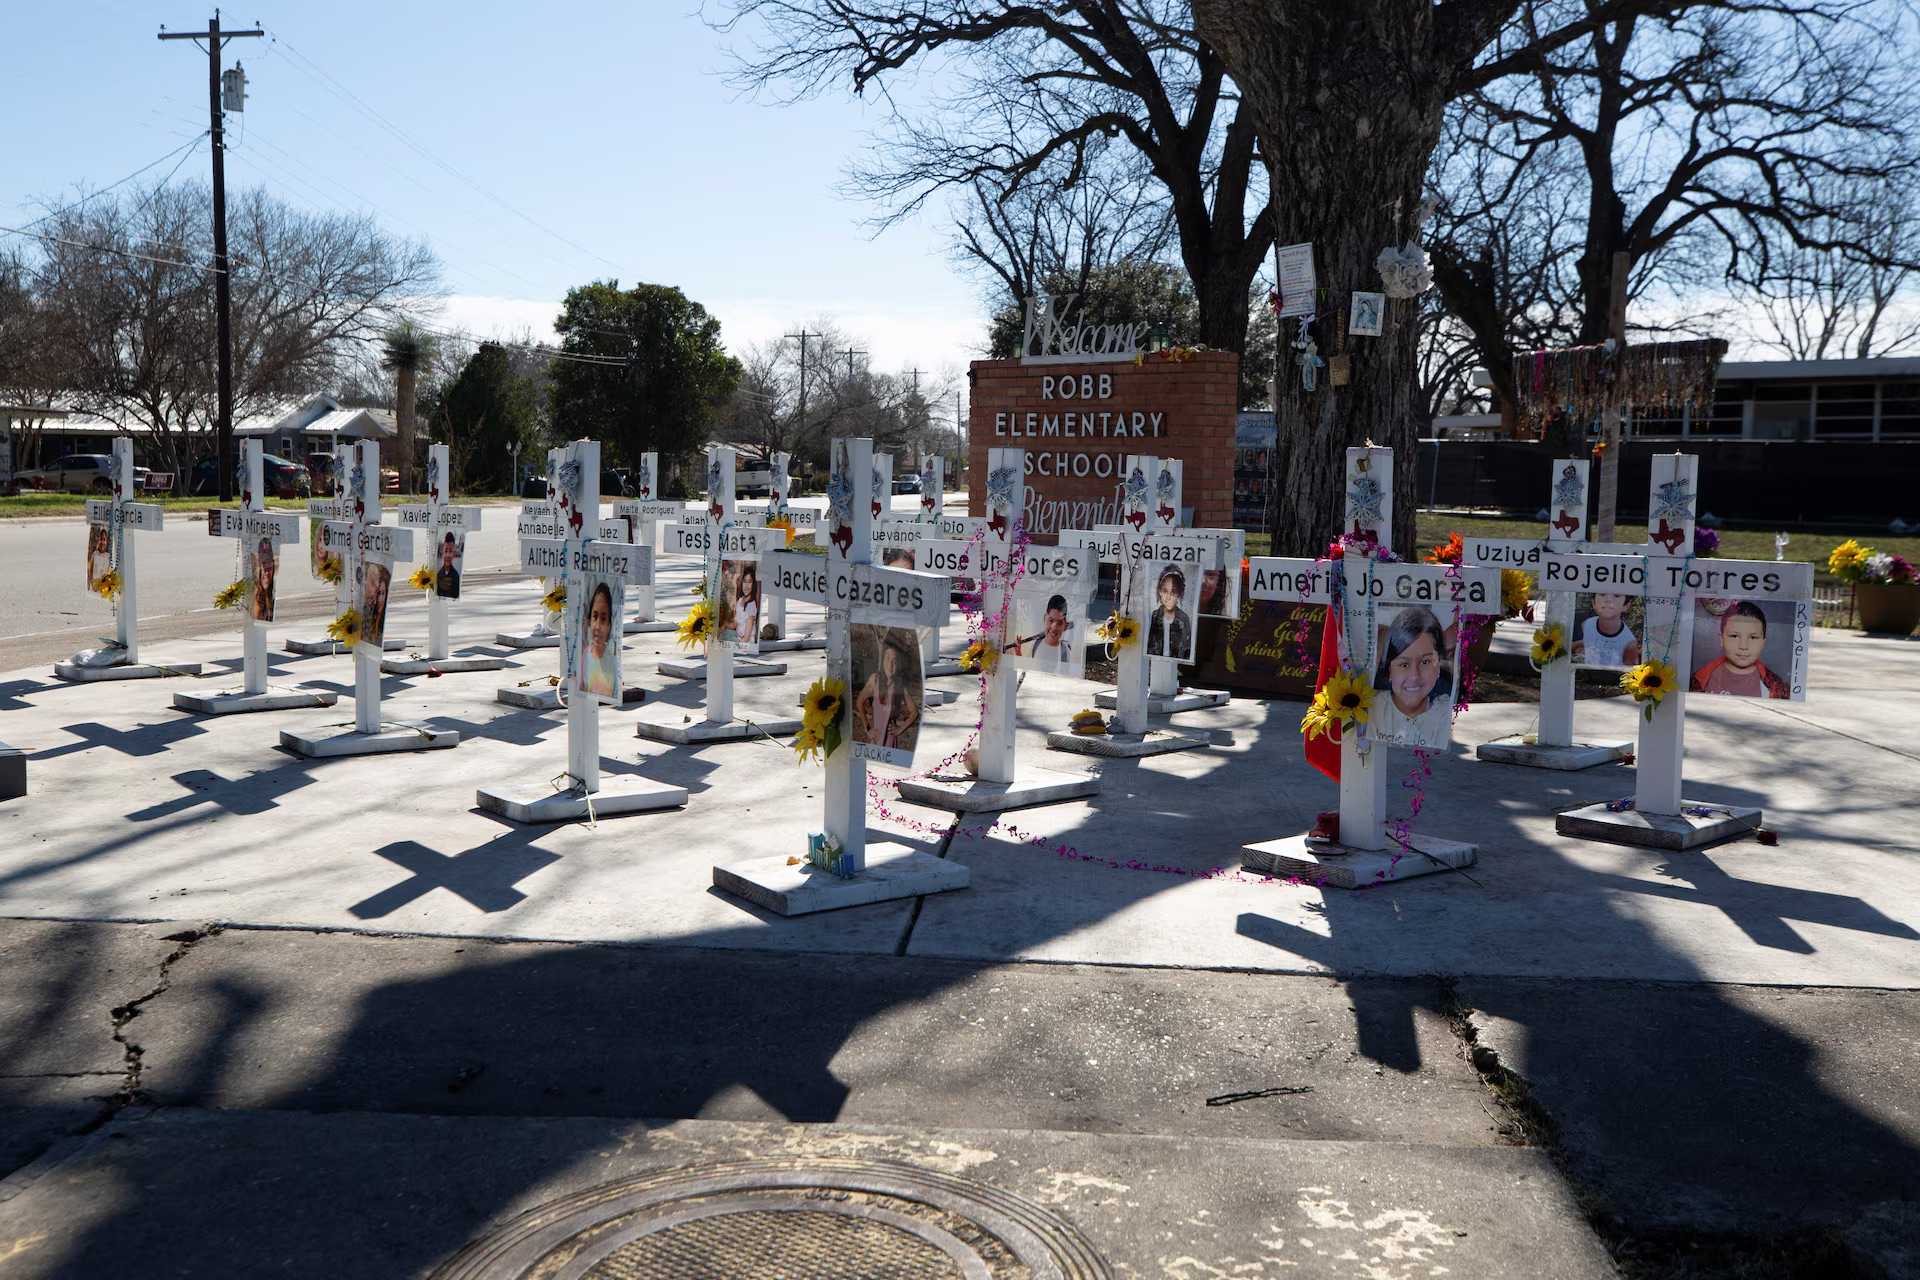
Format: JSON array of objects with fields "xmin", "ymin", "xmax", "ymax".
[
  {"xmin": 15, "ymin": 454, "xmax": 150, "ymax": 494},
  {"xmin": 521, "ymin": 476, "xmax": 549, "ymax": 501},
  {"xmin": 893, "ymin": 473, "xmax": 921, "ymax": 494},
  {"xmin": 188, "ymin": 454, "xmax": 312, "ymax": 498}
]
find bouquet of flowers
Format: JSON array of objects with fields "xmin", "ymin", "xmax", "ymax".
[{"xmin": 1828, "ymin": 539, "xmax": 1916, "ymax": 585}]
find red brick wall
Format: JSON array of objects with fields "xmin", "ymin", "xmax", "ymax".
[{"xmin": 968, "ymin": 353, "xmax": 1240, "ymax": 540}]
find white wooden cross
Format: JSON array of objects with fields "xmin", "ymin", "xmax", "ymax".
[
  {"xmin": 174, "ymin": 438, "xmax": 324, "ymax": 713},
  {"xmin": 285, "ymin": 442, "xmax": 362, "ymax": 655},
  {"xmin": 737, "ymin": 450, "xmax": 823, "ymax": 647},
  {"xmin": 496, "ymin": 458, "xmax": 625, "ymax": 708},
  {"xmin": 1242, "ymin": 446, "xmax": 1495, "ymax": 885},
  {"xmin": 891, "ymin": 446, "xmax": 1102, "ymax": 814},
  {"xmin": 637, "ymin": 445, "xmax": 793, "ymax": 742},
  {"xmin": 611, "ymin": 451, "xmax": 681, "ymax": 633},
  {"xmin": 477, "ymin": 439, "xmax": 684, "ymax": 822},
  {"xmin": 713, "ymin": 434, "xmax": 968, "ymax": 916},
  {"xmin": 283, "ymin": 439, "xmax": 458, "ymax": 757},
  {"xmin": 1506, "ymin": 455, "xmax": 1815, "ymax": 844},
  {"xmin": 58, "ymin": 437, "xmax": 200, "ymax": 680},
  {"xmin": 389, "ymin": 442, "xmax": 503, "ymax": 673}
]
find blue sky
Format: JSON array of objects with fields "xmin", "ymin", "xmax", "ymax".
[{"xmin": 2, "ymin": 0, "xmax": 986, "ymax": 377}]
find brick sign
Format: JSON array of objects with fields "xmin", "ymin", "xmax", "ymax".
[{"xmin": 968, "ymin": 353, "xmax": 1240, "ymax": 537}]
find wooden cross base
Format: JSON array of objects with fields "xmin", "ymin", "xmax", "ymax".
[
  {"xmin": 476, "ymin": 775, "xmax": 687, "ymax": 824},
  {"xmin": 1555, "ymin": 799, "xmax": 1763, "ymax": 850},
  {"xmin": 1242, "ymin": 832, "xmax": 1478, "ymax": 890},
  {"xmin": 633, "ymin": 715, "xmax": 804, "ymax": 744},
  {"xmin": 172, "ymin": 686, "xmax": 338, "ymax": 715},
  {"xmin": 55, "ymin": 657, "xmax": 203, "ymax": 683},
  {"xmin": 381, "ymin": 655, "xmax": 509, "ymax": 675},
  {"xmin": 279, "ymin": 722, "xmax": 460, "ymax": 758},
  {"xmin": 622, "ymin": 620, "xmax": 677, "ymax": 635},
  {"xmin": 286, "ymin": 636, "xmax": 404, "ymax": 655},
  {"xmin": 1093, "ymin": 687, "xmax": 1230, "ymax": 714},
  {"xmin": 494, "ymin": 631, "xmax": 562, "ymax": 650},
  {"xmin": 1475, "ymin": 737, "xmax": 1632, "ymax": 771},
  {"xmin": 895, "ymin": 767, "xmax": 1101, "ymax": 815},
  {"xmin": 655, "ymin": 656, "xmax": 786, "ymax": 681},
  {"xmin": 1045, "ymin": 729, "xmax": 1209, "ymax": 758},
  {"xmin": 496, "ymin": 684, "xmax": 563, "ymax": 711},
  {"xmin": 713, "ymin": 842, "xmax": 969, "ymax": 916}
]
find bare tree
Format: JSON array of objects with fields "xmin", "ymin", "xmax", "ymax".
[
  {"xmin": 1191, "ymin": 0, "xmax": 1919, "ymax": 552},
  {"xmin": 1743, "ymin": 179, "xmax": 1920, "ymax": 358},
  {"xmin": 717, "ymin": 1, "xmax": 1275, "ymax": 354},
  {"xmin": 27, "ymin": 181, "xmax": 438, "ymax": 472}
]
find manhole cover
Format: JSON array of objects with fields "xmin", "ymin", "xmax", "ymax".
[{"xmin": 435, "ymin": 1157, "xmax": 1111, "ymax": 1280}]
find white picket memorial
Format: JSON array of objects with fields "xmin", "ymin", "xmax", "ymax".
[
  {"xmin": 286, "ymin": 443, "xmax": 403, "ymax": 655},
  {"xmin": 712, "ymin": 435, "xmax": 969, "ymax": 915},
  {"xmin": 894, "ymin": 447, "xmax": 1103, "ymax": 814},
  {"xmin": 174, "ymin": 439, "xmax": 332, "ymax": 713},
  {"xmin": 477, "ymin": 440, "xmax": 686, "ymax": 822},
  {"xmin": 634, "ymin": 445, "xmax": 801, "ymax": 743},
  {"xmin": 57, "ymin": 437, "xmax": 203, "ymax": 681},
  {"xmin": 1544, "ymin": 455, "xmax": 1815, "ymax": 848},
  {"xmin": 281, "ymin": 439, "xmax": 459, "ymax": 757},
  {"xmin": 1472, "ymin": 457, "xmax": 1634, "ymax": 769},
  {"xmin": 1088, "ymin": 457, "xmax": 1237, "ymax": 713},
  {"xmin": 737, "ymin": 450, "xmax": 826, "ymax": 651},
  {"xmin": 383, "ymin": 442, "xmax": 506, "ymax": 675},
  {"xmin": 610, "ymin": 451, "xmax": 680, "ymax": 635},
  {"xmin": 1240, "ymin": 446, "xmax": 1496, "ymax": 887},
  {"xmin": 496, "ymin": 474, "xmax": 626, "ymax": 711}
]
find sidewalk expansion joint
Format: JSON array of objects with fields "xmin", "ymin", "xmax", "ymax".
[
  {"xmin": 893, "ymin": 819, "xmax": 961, "ymax": 958},
  {"xmin": 1438, "ymin": 977, "xmax": 1561, "ymax": 1152}
]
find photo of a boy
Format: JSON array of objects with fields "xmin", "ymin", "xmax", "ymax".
[
  {"xmin": 1573, "ymin": 592, "xmax": 1641, "ymax": 667},
  {"xmin": 1690, "ymin": 600, "xmax": 1791, "ymax": 698}
]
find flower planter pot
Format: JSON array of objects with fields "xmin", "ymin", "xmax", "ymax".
[{"xmin": 1857, "ymin": 583, "xmax": 1920, "ymax": 636}]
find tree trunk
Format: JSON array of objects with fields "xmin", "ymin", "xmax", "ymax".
[
  {"xmin": 1194, "ymin": 0, "xmax": 1450, "ymax": 556},
  {"xmin": 397, "ymin": 365, "xmax": 418, "ymax": 493}
]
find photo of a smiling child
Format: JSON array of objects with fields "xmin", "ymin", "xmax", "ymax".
[
  {"xmin": 1688, "ymin": 598, "xmax": 1801, "ymax": 700},
  {"xmin": 1371, "ymin": 605, "xmax": 1457, "ymax": 749},
  {"xmin": 1571, "ymin": 592, "xmax": 1645, "ymax": 668},
  {"xmin": 574, "ymin": 575, "xmax": 623, "ymax": 704}
]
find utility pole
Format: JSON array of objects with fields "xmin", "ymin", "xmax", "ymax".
[
  {"xmin": 843, "ymin": 346, "xmax": 866, "ymax": 382},
  {"xmin": 160, "ymin": 13, "xmax": 262, "ymax": 503},
  {"xmin": 784, "ymin": 329, "xmax": 811, "ymax": 463}
]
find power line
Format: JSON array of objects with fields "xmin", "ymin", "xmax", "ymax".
[
  {"xmin": 266, "ymin": 32, "xmax": 624, "ymax": 278},
  {"xmin": 10, "ymin": 132, "xmax": 210, "ymax": 234}
]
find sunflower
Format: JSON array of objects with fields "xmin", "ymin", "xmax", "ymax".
[
  {"xmin": 408, "ymin": 564, "xmax": 434, "ymax": 591},
  {"xmin": 675, "ymin": 600, "xmax": 715, "ymax": 649},
  {"xmin": 1321, "ymin": 668, "xmax": 1374, "ymax": 727},
  {"xmin": 800, "ymin": 676, "xmax": 846, "ymax": 730},
  {"xmin": 326, "ymin": 608, "xmax": 363, "ymax": 647},
  {"xmin": 1620, "ymin": 659, "xmax": 1680, "ymax": 720},
  {"xmin": 92, "ymin": 568, "xmax": 123, "ymax": 602},
  {"xmin": 317, "ymin": 554, "xmax": 344, "ymax": 586},
  {"xmin": 1299, "ymin": 693, "xmax": 1338, "ymax": 741},
  {"xmin": 213, "ymin": 580, "xmax": 247, "ymax": 610},
  {"xmin": 958, "ymin": 638, "xmax": 997, "ymax": 673},
  {"xmin": 1827, "ymin": 538, "xmax": 1870, "ymax": 583},
  {"xmin": 541, "ymin": 583, "xmax": 567, "ymax": 614},
  {"xmin": 1095, "ymin": 612, "xmax": 1140, "ymax": 650},
  {"xmin": 791, "ymin": 725, "xmax": 826, "ymax": 765},
  {"xmin": 1501, "ymin": 569, "xmax": 1536, "ymax": 619},
  {"xmin": 1530, "ymin": 621, "xmax": 1567, "ymax": 665}
]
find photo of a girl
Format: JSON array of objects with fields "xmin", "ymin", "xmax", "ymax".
[
  {"xmin": 851, "ymin": 624, "xmax": 922, "ymax": 765},
  {"xmin": 1370, "ymin": 605, "xmax": 1456, "ymax": 749},
  {"xmin": 361, "ymin": 561, "xmax": 392, "ymax": 645},
  {"xmin": 86, "ymin": 523, "xmax": 111, "ymax": 591},
  {"xmin": 576, "ymin": 577, "xmax": 621, "ymax": 701},
  {"xmin": 1689, "ymin": 599, "xmax": 1794, "ymax": 699},
  {"xmin": 718, "ymin": 559, "xmax": 760, "ymax": 651},
  {"xmin": 1144, "ymin": 565, "xmax": 1194, "ymax": 662},
  {"xmin": 249, "ymin": 534, "xmax": 277, "ymax": 622}
]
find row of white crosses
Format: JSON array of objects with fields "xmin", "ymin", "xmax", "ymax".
[
  {"xmin": 56, "ymin": 438, "xmax": 200, "ymax": 681},
  {"xmin": 636, "ymin": 446, "xmax": 797, "ymax": 743},
  {"xmin": 175, "ymin": 439, "xmax": 323, "ymax": 714},
  {"xmin": 893, "ymin": 447, "xmax": 1103, "ymax": 812},
  {"xmin": 283, "ymin": 440, "xmax": 457, "ymax": 757},
  {"xmin": 478, "ymin": 439, "xmax": 685, "ymax": 822},
  {"xmin": 1242, "ymin": 446, "xmax": 1497, "ymax": 885},
  {"xmin": 715, "ymin": 436, "xmax": 967, "ymax": 914},
  {"xmin": 739, "ymin": 450, "xmax": 823, "ymax": 648},
  {"xmin": 387, "ymin": 443, "xmax": 504, "ymax": 675},
  {"xmin": 610, "ymin": 451, "xmax": 681, "ymax": 636},
  {"xmin": 1465, "ymin": 455, "xmax": 1813, "ymax": 845},
  {"xmin": 497, "ymin": 470, "xmax": 625, "ymax": 711}
]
